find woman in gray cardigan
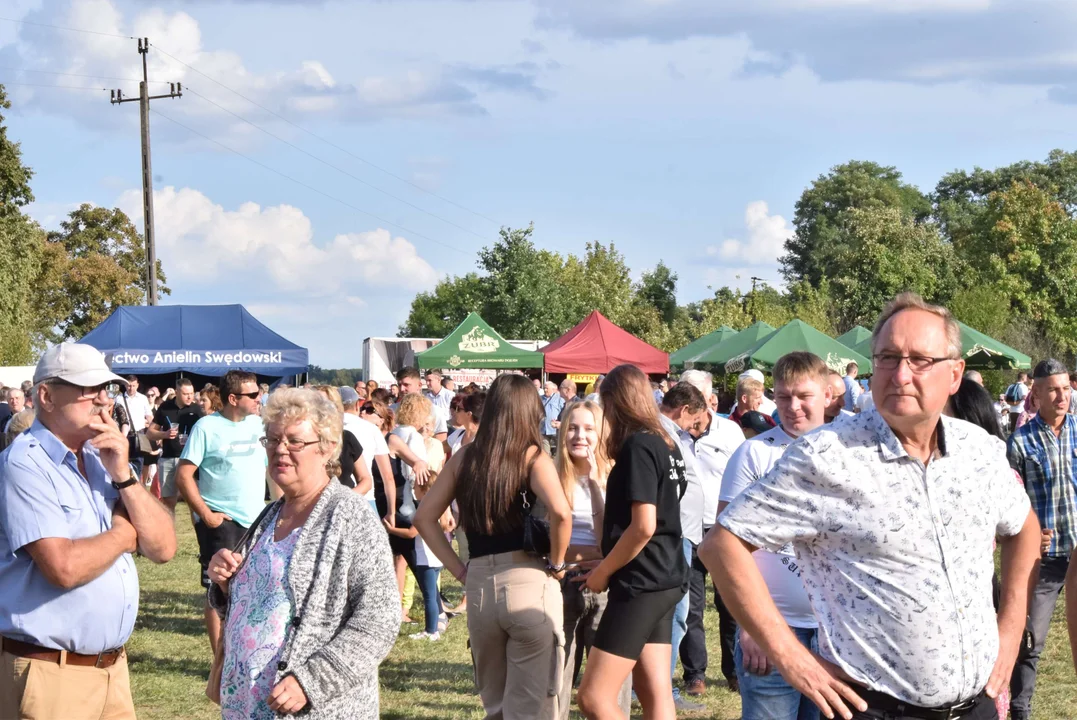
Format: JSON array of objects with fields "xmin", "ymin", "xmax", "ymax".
[{"xmin": 206, "ymin": 388, "xmax": 399, "ymax": 719}]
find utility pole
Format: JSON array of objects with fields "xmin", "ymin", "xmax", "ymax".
[
  {"xmin": 110, "ymin": 38, "xmax": 182, "ymax": 306},
  {"xmin": 749, "ymin": 276, "xmax": 765, "ymax": 322}
]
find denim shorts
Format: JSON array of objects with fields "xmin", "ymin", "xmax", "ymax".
[{"xmin": 735, "ymin": 625, "xmax": 819, "ymax": 720}]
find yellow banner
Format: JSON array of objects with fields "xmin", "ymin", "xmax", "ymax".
[{"xmin": 567, "ymin": 373, "xmax": 599, "ymax": 384}]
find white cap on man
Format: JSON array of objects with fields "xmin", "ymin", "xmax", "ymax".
[
  {"xmin": 33, "ymin": 343, "xmax": 128, "ymax": 387},
  {"xmin": 739, "ymin": 369, "xmax": 765, "ymax": 384}
]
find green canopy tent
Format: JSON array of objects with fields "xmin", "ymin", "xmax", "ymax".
[
  {"xmin": 956, "ymin": 322, "xmax": 1032, "ymax": 370},
  {"xmin": 670, "ymin": 325, "xmax": 737, "ymax": 369},
  {"xmin": 687, "ymin": 321, "xmax": 776, "ymax": 370},
  {"xmin": 836, "ymin": 326, "xmax": 872, "ymax": 351},
  {"xmin": 844, "ymin": 321, "xmax": 1031, "ymax": 371},
  {"xmin": 724, "ymin": 319, "xmax": 873, "ymax": 375},
  {"xmin": 416, "ymin": 312, "xmax": 544, "ymax": 369}
]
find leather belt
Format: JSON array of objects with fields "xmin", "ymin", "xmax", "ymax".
[
  {"xmin": 2, "ymin": 637, "xmax": 124, "ymax": 669},
  {"xmin": 854, "ymin": 685, "xmax": 984, "ymax": 720}
]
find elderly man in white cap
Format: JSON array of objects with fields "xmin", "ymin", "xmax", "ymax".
[{"xmin": 0, "ymin": 343, "xmax": 176, "ymax": 718}]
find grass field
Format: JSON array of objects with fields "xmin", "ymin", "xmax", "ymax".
[{"xmin": 129, "ymin": 510, "xmax": 1077, "ymax": 719}]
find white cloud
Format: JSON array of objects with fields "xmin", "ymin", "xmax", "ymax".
[
  {"xmin": 705, "ymin": 200, "xmax": 792, "ymax": 265},
  {"xmin": 116, "ymin": 186, "xmax": 439, "ymax": 301},
  {"xmin": 533, "ymin": 0, "xmax": 1077, "ymax": 103},
  {"xmin": 2, "ymin": 0, "xmax": 495, "ymax": 138}
]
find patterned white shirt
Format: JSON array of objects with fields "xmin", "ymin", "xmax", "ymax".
[{"xmin": 719, "ymin": 408, "xmax": 1031, "ymax": 707}]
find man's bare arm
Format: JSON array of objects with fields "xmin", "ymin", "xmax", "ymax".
[
  {"xmin": 25, "ymin": 517, "xmax": 137, "ymax": 590},
  {"xmin": 988, "ymin": 510, "xmax": 1043, "ymax": 698},
  {"xmin": 700, "ymin": 525, "xmax": 866, "ymax": 720},
  {"xmin": 116, "ymin": 485, "xmax": 176, "ymax": 563}
]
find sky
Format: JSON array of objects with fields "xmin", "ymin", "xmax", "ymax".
[{"xmin": 5, "ymin": 0, "xmax": 1077, "ymax": 367}]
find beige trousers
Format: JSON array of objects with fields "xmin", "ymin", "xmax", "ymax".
[
  {"xmin": 467, "ymin": 551, "xmax": 565, "ymax": 720},
  {"xmin": 0, "ymin": 649, "xmax": 136, "ymax": 720}
]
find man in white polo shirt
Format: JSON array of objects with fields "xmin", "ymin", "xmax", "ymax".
[
  {"xmin": 676, "ymin": 369, "xmax": 745, "ymax": 696},
  {"xmin": 716, "ymin": 351, "xmax": 833, "ymax": 719}
]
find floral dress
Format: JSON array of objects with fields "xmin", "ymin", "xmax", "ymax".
[{"xmin": 221, "ymin": 508, "xmax": 303, "ymax": 719}]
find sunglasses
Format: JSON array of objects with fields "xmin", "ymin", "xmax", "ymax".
[
  {"xmin": 233, "ymin": 390, "xmax": 262, "ymax": 400},
  {"xmin": 360, "ymin": 403, "xmax": 383, "ymax": 418},
  {"xmin": 49, "ymin": 379, "xmax": 123, "ymax": 400}
]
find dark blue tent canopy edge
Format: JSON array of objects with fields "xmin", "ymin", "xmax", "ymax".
[{"xmin": 79, "ymin": 305, "xmax": 309, "ymax": 377}]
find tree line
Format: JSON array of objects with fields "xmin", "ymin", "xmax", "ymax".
[
  {"xmin": 0, "ymin": 86, "xmax": 166, "ymax": 365},
  {"xmin": 402, "ymin": 151, "xmax": 1077, "ymax": 370}
]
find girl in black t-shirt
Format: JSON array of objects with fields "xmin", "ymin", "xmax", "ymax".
[{"xmin": 575, "ymin": 364, "xmax": 688, "ymax": 720}]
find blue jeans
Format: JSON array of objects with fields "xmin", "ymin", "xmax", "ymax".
[
  {"xmin": 735, "ymin": 625, "xmax": 819, "ymax": 720},
  {"xmin": 670, "ymin": 538, "xmax": 692, "ymax": 677},
  {"xmin": 413, "ymin": 565, "xmax": 443, "ymax": 634}
]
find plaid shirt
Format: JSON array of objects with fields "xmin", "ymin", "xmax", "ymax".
[{"xmin": 1007, "ymin": 413, "xmax": 1077, "ymax": 557}]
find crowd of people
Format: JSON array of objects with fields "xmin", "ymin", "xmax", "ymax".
[{"xmin": 0, "ymin": 291, "xmax": 1076, "ymax": 719}]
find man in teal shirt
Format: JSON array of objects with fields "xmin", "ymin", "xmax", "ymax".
[{"xmin": 176, "ymin": 369, "xmax": 266, "ymax": 655}]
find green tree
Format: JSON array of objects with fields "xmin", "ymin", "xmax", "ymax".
[
  {"xmin": 782, "ymin": 160, "xmax": 931, "ymax": 286},
  {"xmin": 0, "ymin": 213, "xmax": 46, "ymax": 363},
  {"xmin": 962, "ymin": 181, "xmax": 1077, "ymax": 352},
  {"xmin": 49, "ymin": 204, "xmax": 169, "ymax": 302},
  {"xmin": 934, "ymin": 149, "xmax": 1077, "ymax": 246},
  {"xmin": 636, "ymin": 262, "xmax": 679, "ymax": 325},
  {"xmin": 0, "ymin": 86, "xmax": 33, "ymax": 216},
  {"xmin": 477, "ymin": 224, "xmax": 575, "ymax": 339},
  {"xmin": 827, "ymin": 206, "xmax": 959, "ymax": 330},
  {"xmin": 398, "ymin": 273, "xmax": 485, "ymax": 337}
]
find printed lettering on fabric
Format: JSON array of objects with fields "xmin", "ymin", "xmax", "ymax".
[{"xmin": 107, "ymin": 349, "xmax": 299, "ymax": 368}]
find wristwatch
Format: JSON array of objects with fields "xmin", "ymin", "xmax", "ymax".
[
  {"xmin": 546, "ymin": 561, "xmax": 567, "ymax": 574},
  {"xmin": 112, "ymin": 464, "xmax": 139, "ymax": 490}
]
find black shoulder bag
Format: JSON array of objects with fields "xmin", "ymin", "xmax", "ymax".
[{"xmin": 520, "ymin": 490, "xmax": 551, "ymax": 557}]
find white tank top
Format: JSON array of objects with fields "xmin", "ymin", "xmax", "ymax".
[{"xmin": 570, "ymin": 476, "xmax": 601, "ymax": 547}]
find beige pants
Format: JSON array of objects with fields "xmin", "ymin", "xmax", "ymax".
[
  {"xmin": 467, "ymin": 551, "xmax": 565, "ymax": 720},
  {"xmin": 0, "ymin": 649, "xmax": 136, "ymax": 720}
]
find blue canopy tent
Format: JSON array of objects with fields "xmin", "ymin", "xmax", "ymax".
[{"xmin": 80, "ymin": 305, "xmax": 308, "ymax": 378}]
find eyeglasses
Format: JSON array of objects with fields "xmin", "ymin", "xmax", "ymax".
[
  {"xmin": 260, "ymin": 435, "xmax": 320, "ymax": 452},
  {"xmin": 49, "ymin": 379, "xmax": 122, "ymax": 399},
  {"xmin": 872, "ymin": 354, "xmax": 956, "ymax": 373},
  {"xmin": 233, "ymin": 390, "xmax": 262, "ymax": 400}
]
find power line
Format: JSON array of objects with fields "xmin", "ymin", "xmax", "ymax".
[
  {"xmin": 0, "ymin": 80, "xmax": 108, "ymax": 91},
  {"xmin": 0, "ymin": 15, "xmax": 133, "ymax": 40},
  {"xmin": 0, "ymin": 65, "xmax": 171, "ymax": 85},
  {"xmin": 149, "ymin": 106, "xmax": 470, "ymax": 254},
  {"xmin": 184, "ymin": 85, "xmax": 491, "ymax": 242},
  {"xmin": 150, "ymin": 42, "xmax": 502, "ymax": 228}
]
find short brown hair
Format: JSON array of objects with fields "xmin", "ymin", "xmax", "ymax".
[
  {"xmin": 661, "ymin": 383, "xmax": 706, "ymax": 413},
  {"xmin": 872, "ymin": 292, "xmax": 961, "ymax": 358},
  {"xmin": 773, "ymin": 352, "xmax": 829, "ymax": 387},
  {"xmin": 735, "ymin": 377, "xmax": 764, "ymax": 401},
  {"xmin": 220, "ymin": 370, "xmax": 257, "ymax": 401},
  {"xmin": 396, "ymin": 366, "xmax": 421, "ymax": 384},
  {"xmin": 175, "ymin": 378, "xmax": 194, "ymax": 392}
]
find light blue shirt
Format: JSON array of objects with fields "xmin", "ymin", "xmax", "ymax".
[
  {"xmin": 0, "ymin": 420, "xmax": 139, "ymax": 653},
  {"xmin": 542, "ymin": 394, "xmax": 565, "ymax": 436},
  {"xmin": 180, "ymin": 413, "xmax": 267, "ymax": 528},
  {"xmin": 843, "ymin": 376, "xmax": 861, "ymax": 411}
]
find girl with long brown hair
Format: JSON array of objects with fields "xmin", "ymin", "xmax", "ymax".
[
  {"xmin": 575, "ymin": 364, "xmax": 688, "ymax": 720},
  {"xmin": 415, "ymin": 373, "xmax": 572, "ymax": 719}
]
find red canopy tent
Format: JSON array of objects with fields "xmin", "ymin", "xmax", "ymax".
[{"xmin": 541, "ymin": 311, "xmax": 670, "ymax": 374}]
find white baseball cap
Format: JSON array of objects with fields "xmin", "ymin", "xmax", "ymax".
[
  {"xmin": 33, "ymin": 343, "xmax": 128, "ymax": 388},
  {"xmin": 739, "ymin": 369, "xmax": 765, "ymax": 383}
]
